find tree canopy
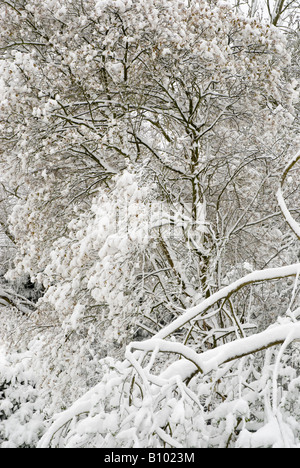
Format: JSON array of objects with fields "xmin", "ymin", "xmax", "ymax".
[{"xmin": 0, "ymin": 0, "xmax": 300, "ymax": 448}]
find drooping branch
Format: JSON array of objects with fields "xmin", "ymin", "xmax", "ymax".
[
  {"xmin": 276, "ymin": 152, "xmax": 300, "ymax": 240},
  {"xmin": 0, "ymin": 286, "xmax": 35, "ymax": 315},
  {"xmin": 152, "ymin": 263, "xmax": 300, "ymax": 340}
]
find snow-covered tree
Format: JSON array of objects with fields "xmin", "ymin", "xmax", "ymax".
[{"xmin": 0, "ymin": 0, "xmax": 300, "ymax": 448}]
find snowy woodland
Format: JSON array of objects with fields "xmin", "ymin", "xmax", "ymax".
[{"xmin": 0, "ymin": 0, "xmax": 300, "ymax": 449}]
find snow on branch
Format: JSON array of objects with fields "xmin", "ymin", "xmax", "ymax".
[
  {"xmin": 152, "ymin": 263, "xmax": 300, "ymax": 340},
  {"xmin": 125, "ymin": 261, "xmax": 300, "ymax": 382},
  {"xmin": 277, "ymin": 152, "xmax": 300, "ymax": 240},
  {"xmin": 129, "ymin": 321, "xmax": 300, "ymax": 381}
]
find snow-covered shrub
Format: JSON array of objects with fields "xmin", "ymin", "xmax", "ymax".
[
  {"xmin": 37, "ymin": 323, "xmax": 300, "ymax": 448},
  {"xmin": 0, "ymin": 347, "xmax": 46, "ymax": 448}
]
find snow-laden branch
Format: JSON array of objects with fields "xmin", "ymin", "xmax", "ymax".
[
  {"xmin": 129, "ymin": 321, "xmax": 300, "ymax": 381},
  {"xmin": 126, "ymin": 260, "xmax": 300, "ymax": 382},
  {"xmin": 276, "ymin": 152, "xmax": 300, "ymax": 240},
  {"xmin": 152, "ymin": 263, "xmax": 300, "ymax": 340}
]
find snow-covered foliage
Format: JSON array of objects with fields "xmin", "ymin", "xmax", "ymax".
[
  {"xmin": 0, "ymin": 0, "xmax": 300, "ymax": 449},
  {"xmin": 0, "ymin": 345, "xmax": 46, "ymax": 448}
]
